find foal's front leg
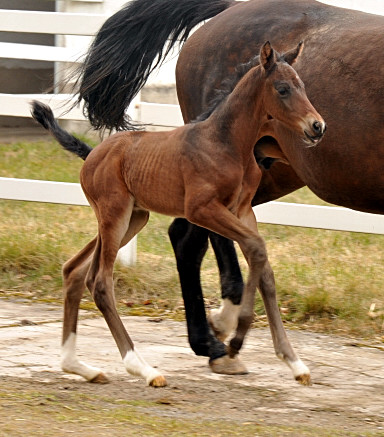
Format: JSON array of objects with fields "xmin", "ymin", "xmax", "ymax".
[
  {"xmin": 227, "ymin": 209, "xmax": 311, "ymax": 385},
  {"xmin": 189, "ymin": 202, "xmax": 311, "ymax": 384},
  {"xmin": 258, "ymin": 261, "xmax": 311, "ymax": 385}
]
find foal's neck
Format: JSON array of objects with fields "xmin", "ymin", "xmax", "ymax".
[{"xmin": 209, "ymin": 66, "xmax": 267, "ymax": 156}]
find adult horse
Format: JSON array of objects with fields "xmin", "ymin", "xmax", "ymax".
[{"xmin": 73, "ymin": 0, "xmax": 384, "ymax": 375}]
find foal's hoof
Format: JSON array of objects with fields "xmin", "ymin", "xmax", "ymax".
[
  {"xmin": 209, "ymin": 355, "xmax": 248, "ymax": 375},
  {"xmin": 149, "ymin": 375, "xmax": 167, "ymax": 387},
  {"xmin": 89, "ymin": 372, "xmax": 109, "ymax": 384},
  {"xmin": 295, "ymin": 373, "xmax": 312, "ymax": 386}
]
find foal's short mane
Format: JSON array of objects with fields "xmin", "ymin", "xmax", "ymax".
[{"xmin": 195, "ymin": 50, "xmax": 291, "ymax": 123}]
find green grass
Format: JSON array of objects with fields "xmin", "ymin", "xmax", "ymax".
[{"xmin": 0, "ymin": 139, "xmax": 383, "ymax": 340}]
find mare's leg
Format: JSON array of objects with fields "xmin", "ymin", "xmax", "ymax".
[
  {"xmin": 208, "ymin": 233, "xmax": 243, "ymax": 341},
  {"xmin": 168, "ymin": 219, "xmax": 247, "ymax": 374},
  {"xmin": 61, "ymin": 237, "xmax": 109, "ymax": 382},
  {"xmin": 86, "ymin": 201, "xmax": 166, "ymax": 387},
  {"xmin": 168, "ymin": 219, "xmax": 221, "ymax": 357}
]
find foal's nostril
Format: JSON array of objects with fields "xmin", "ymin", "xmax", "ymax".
[{"xmin": 313, "ymin": 121, "xmax": 323, "ymax": 135}]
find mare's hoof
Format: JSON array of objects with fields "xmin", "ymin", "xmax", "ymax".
[
  {"xmin": 209, "ymin": 355, "xmax": 248, "ymax": 375},
  {"xmin": 149, "ymin": 375, "xmax": 167, "ymax": 387},
  {"xmin": 295, "ymin": 373, "xmax": 312, "ymax": 386},
  {"xmin": 89, "ymin": 372, "xmax": 109, "ymax": 384}
]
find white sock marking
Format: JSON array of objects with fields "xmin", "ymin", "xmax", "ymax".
[
  {"xmin": 210, "ymin": 298, "xmax": 240, "ymax": 339},
  {"xmin": 61, "ymin": 332, "xmax": 101, "ymax": 381},
  {"xmin": 289, "ymin": 359, "xmax": 310, "ymax": 378},
  {"xmin": 123, "ymin": 349, "xmax": 162, "ymax": 385},
  {"xmin": 277, "ymin": 353, "xmax": 310, "ymax": 378}
]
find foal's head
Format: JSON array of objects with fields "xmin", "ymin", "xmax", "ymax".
[{"xmin": 260, "ymin": 41, "xmax": 326, "ymax": 146}]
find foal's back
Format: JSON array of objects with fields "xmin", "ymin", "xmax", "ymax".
[{"xmin": 80, "ymin": 126, "xmax": 192, "ymax": 217}]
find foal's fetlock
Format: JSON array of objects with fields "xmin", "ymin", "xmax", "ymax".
[
  {"xmin": 277, "ymin": 353, "xmax": 311, "ymax": 386},
  {"xmin": 227, "ymin": 337, "xmax": 243, "ymax": 358}
]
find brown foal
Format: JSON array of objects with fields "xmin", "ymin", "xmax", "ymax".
[{"xmin": 31, "ymin": 42, "xmax": 325, "ymax": 387}]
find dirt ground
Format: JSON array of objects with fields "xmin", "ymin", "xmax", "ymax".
[{"xmin": 1, "ymin": 297, "xmax": 384, "ymax": 436}]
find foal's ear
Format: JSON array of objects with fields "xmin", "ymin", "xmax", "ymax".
[
  {"xmin": 282, "ymin": 41, "xmax": 304, "ymax": 65},
  {"xmin": 260, "ymin": 41, "xmax": 277, "ymax": 72}
]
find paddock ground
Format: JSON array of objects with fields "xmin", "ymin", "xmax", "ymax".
[{"xmin": 0, "ymin": 297, "xmax": 383, "ymax": 436}]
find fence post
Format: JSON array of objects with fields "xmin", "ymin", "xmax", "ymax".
[{"xmin": 116, "ymin": 94, "xmax": 141, "ymax": 266}]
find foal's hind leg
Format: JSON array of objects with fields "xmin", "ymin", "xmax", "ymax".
[
  {"xmin": 86, "ymin": 200, "xmax": 166, "ymax": 387},
  {"xmin": 61, "ymin": 237, "xmax": 108, "ymax": 382}
]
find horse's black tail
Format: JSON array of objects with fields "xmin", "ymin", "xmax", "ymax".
[
  {"xmin": 74, "ymin": 0, "xmax": 234, "ymax": 132},
  {"xmin": 30, "ymin": 101, "xmax": 93, "ymax": 161}
]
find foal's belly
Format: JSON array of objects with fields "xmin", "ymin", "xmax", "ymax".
[{"xmin": 125, "ymin": 161, "xmax": 186, "ymax": 217}]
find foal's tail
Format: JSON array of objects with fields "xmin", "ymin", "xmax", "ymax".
[
  {"xmin": 30, "ymin": 101, "xmax": 92, "ymax": 161},
  {"xmin": 74, "ymin": 0, "xmax": 235, "ymax": 132}
]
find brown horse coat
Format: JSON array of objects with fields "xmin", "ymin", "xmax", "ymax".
[
  {"xmin": 177, "ymin": 0, "xmax": 384, "ymax": 213},
  {"xmin": 31, "ymin": 42, "xmax": 324, "ymax": 386}
]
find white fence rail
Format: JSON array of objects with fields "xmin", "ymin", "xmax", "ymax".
[
  {"xmin": 0, "ymin": 8, "xmax": 383, "ymax": 271},
  {"xmin": 1, "ymin": 177, "xmax": 383, "ymax": 235}
]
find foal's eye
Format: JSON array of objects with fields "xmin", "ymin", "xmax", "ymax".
[{"xmin": 276, "ymin": 86, "xmax": 290, "ymax": 97}]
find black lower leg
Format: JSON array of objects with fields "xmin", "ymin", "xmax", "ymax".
[
  {"xmin": 168, "ymin": 219, "xmax": 226, "ymax": 360},
  {"xmin": 209, "ymin": 233, "xmax": 243, "ymax": 305}
]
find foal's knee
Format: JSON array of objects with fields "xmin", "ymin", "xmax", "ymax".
[{"xmin": 246, "ymin": 237, "xmax": 268, "ymax": 269}]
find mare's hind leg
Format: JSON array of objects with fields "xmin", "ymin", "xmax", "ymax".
[
  {"xmin": 208, "ymin": 233, "xmax": 243, "ymax": 342},
  {"xmin": 61, "ymin": 237, "xmax": 108, "ymax": 383},
  {"xmin": 168, "ymin": 219, "xmax": 247, "ymax": 374},
  {"xmin": 86, "ymin": 200, "xmax": 166, "ymax": 387}
]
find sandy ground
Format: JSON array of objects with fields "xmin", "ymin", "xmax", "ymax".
[{"xmin": 1, "ymin": 297, "xmax": 384, "ymax": 435}]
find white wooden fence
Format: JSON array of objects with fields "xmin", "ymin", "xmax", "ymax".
[
  {"xmin": 0, "ymin": 8, "xmax": 182, "ymax": 265},
  {"xmin": 0, "ymin": 8, "xmax": 383, "ymax": 268}
]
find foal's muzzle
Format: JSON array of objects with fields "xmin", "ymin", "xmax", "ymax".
[{"xmin": 304, "ymin": 120, "xmax": 326, "ymax": 147}]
